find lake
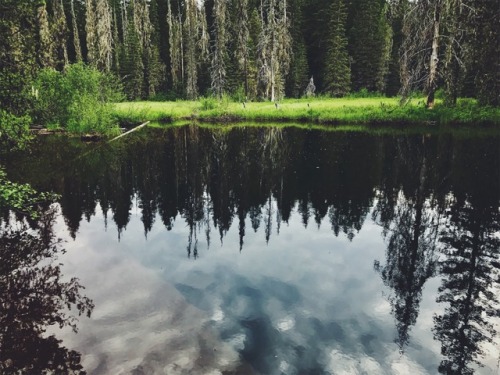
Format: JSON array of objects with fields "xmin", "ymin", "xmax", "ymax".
[{"xmin": 1, "ymin": 125, "xmax": 500, "ymax": 374}]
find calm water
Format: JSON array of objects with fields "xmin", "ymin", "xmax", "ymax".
[{"xmin": 1, "ymin": 125, "xmax": 500, "ymax": 375}]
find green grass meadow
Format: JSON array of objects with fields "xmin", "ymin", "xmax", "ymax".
[{"xmin": 112, "ymin": 97, "xmax": 500, "ymax": 127}]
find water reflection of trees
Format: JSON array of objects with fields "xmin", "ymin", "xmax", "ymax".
[
  {"xmin": 373, "ymin": 134, "xmax": 500, "ymax": 372},
  {"xmin": 5, "ymin": 127, "xmax": 500, "ymax": 373},
  {"xmin": 0, "ymin": 208, "xmax": 94, "ymax": 374},
  {"xmin": 433, "ymin": 138, "xmax": 500, "ymax": 374},
  {"xmin": 373, "ymin": 136, "xmax": 440, "ymax": 351},
  {"xmin": 18, "ymin": 127, "xmax": 377, "ymax": 249},
  {"xmin": 434, "ymin": 197, "xmax": 500, "ymax": 374}
]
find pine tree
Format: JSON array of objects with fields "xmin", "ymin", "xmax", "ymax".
[
  {"xmin": 210, "ymin": 0, "xmax": 228, "ymax": 98},
  {"xmin": 184, "ymin": 0, "xmax": 199, "ymax": 99},
  {"xmin": 471, "ymin": 0, "xmax": 500, "ymax": 106},
  {"xmin": 37, "ymin": 2, "xmax": 54, "ymax": 67},
  {"xmin": 95, "ymin": 0, "xmax": 113, "ymax": 71},
  {"xmin": 0, "ymin": 1, "xmax": 40, "ymax": 115},
  {"xmin": 348, "ymin": 0, "xmax": 391, "ymax": 92},
  {"xmin": 51, "ymin": 0, "xmax": 69, "ymax": 69},
  {"xmin": 385, "ymin": 0, "xmax": 406, "ymax": 96},
  {"xmin": 70, "ymin": 0, "xmax": 83, "ymax": 62},
  {"xmin": 285, "ymin": 0, "xmax": 309, "ymax": 98},
  {"xmin": 233, "ymin": 0, "xmax": 250, "ymax": 97},
  {"xmin": 323, "ymin": 0, "xmax": 350, "ymax": 97},
  {"xmin": 85, "ymin": 0, "xmax": 97, "ymax": 64},
  {"xmin": 167, "ymin": 0, "xmax": 183, "ymax": 93}
]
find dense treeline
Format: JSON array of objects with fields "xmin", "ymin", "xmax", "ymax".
[{"xmin": 0, "ymin": 0, "xmax": 498, "ymax": 111}]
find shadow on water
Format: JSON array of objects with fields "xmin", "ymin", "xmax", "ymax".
[
  {"xmin": 0, "ymin": 207, "xmax": 94, "ymax": 374},
  {"xmin": 3, "ymin": 125, "xmax": 500, "ymax": 374}
]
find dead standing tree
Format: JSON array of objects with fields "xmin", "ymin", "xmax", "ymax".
[
  {"xmin": 400, "ymin": 0, "xmax": 444, "ymax": 108},
  {"xmin": 257, "ymin": 0, "xmax": 291, "ymax": 102},
  {"xmin": 400, "ymin": 0, "xmax": 469, "ymax": 108}
]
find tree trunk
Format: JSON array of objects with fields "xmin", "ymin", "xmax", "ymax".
[{"xmin": 426, "ymin": 3, "xmax": 440, "ymax": 109}]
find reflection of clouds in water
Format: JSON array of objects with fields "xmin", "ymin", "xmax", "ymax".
[
  {"xmin": 324, "ymin": 349, "xmax": 429, "ymax": 375},
  {"xmin": 53, "ymin": 206, "xmax": 445, "ymax": 374},
  {"xmin": 167, "ymin": 211, "xmax": 443, "ymax": 374},
  {"xmin": 52, "ymin": 213, "xmax": 239, "ymax": 375}
]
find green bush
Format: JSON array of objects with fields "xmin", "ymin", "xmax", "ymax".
[
  {"xmin": 32, "ymin": 63, "xmax": 123, "ymax": 135},
  {"xmin": 0, "ymin": 110, "xmax": 32, "ymax": 151}
]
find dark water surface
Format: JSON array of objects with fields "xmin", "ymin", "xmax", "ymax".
[{"xmin": 2, "ymin": 125, "xmax": 500, "ymax": 374}]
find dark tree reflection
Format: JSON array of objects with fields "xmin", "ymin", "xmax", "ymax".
[
  {"xmin": 434, "ymin": 198, "xmax": 500, "ymax": 374},
  {"xmin": 0, "ymin": 208, "xmax": 94, "ymax": 374},
  {"xmin": 374, "ymin": 136, "xmax": 440, "ymax": 351},
  {"xmin": 432, "ymin": 135, "xmax": 500, "ymax": 374}
]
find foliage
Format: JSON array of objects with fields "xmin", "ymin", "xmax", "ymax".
[
  {"xmin": 0, "ymin": 168, "xmax": 59, "ymax": 219},
  {"xmin": 32, "ymin": 63, "xmax": 122, "ymax": 134},
  {"xmin": 324, "ymin": 0, "xmax": 351, "ymax": 97},
  {"xmin": 1, "ymin": 0, "xmax": 499, "ymax": 107},
  {"xmin": 0, "ymin": 208, "xmax": 94, "ymax": 374},
  {"xmin": 0, "ymin": 110, "xmax": 32, "ymax": 151},
  {"xmin": 347, "ymin": 0, "xmax": 391, "ymax": 92}
]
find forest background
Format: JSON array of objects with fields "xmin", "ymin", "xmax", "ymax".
[{"xmin": 0, "ymin": 0, "xmax": 499, "ymax": 144}]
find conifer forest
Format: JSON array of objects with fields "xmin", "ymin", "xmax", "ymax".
[{"xmin": 1, "ymin": 0, "xmax": 499, "ymax": 117}]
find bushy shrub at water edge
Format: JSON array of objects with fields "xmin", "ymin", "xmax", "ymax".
[{"xmin": 32, "ymin": 63, "xmax": 123, "ymax": 135}]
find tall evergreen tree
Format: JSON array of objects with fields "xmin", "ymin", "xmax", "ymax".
[
  {"xmin": 285, "ymin": 0, "xmax": 309, "ymax": 97},
  {"xmin": 323, "ymin": 0, "xmax": 350, "ymax": 97},
  {"xmin": 96, "ymin": 0, "xmax": 113, "ymax": 71},
  {"xmin": 470, "ymin": 0, "xmax": 500, "ymax": 106},
  {"xmin": 37, "ymin": 2, "xmax": 54, "ymax": 68},
  {"xmin": 184, "ymin": 0, "xmax": 199, "ymax": 99},
  {"xmin": 85, "ymin": 0, "xmax": 97, "ymax": 64},
  {"xmin": 70, "ymin": 0, "xmax": 83, "ymax": 62},
  {"xmin": 385, "ymin": 0, "xmax": 406, "ymax": 96},
  {"xmin": 0, "ymin": 0, "xmax": 40, "ymax": 116},
  {"xmin": 210, "ymin": 0, "xmax": 228, "ymax": 98},
  {"xmin": 348, "ymin": 0, "xmax": 391, "ymax": 92},
  {"xmin": 167, "ymin": 0, "xmax": 184, "ymax": 93},
  {"xmin": 50, "ymin": 0, "xmax": 69, "ymax": 69}
]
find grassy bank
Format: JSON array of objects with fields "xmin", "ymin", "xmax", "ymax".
[{"xmin": 112, "ymin": 97, "xmax": 500, "ymax": 127}]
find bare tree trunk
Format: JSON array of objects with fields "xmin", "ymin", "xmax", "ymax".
[
  {"xmin": 426, "ymin": 2, "xmax": 440, "ymax": 108},
  {"xmin": 269, "ymin": 0, "xmax": 276, "ymax": 102}
]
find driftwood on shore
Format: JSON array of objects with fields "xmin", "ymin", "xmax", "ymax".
[{"xmin": 109, "ymin": 121, "xmax": 150, "ymax": 143}]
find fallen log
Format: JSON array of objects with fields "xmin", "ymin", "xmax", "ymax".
[{"xmin": 109, "ymin": 121, "xmax": 150, "ymax": 143}]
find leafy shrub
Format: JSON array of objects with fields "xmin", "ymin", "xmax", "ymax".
[
  {"xmin": 32, "ymin": 63, "xmax": 123, "ymax": 135},
  {"xmin": 0, "ymin": 168, "xmax": 58, "ymax": 218},
  {"xmin": 0, "ymin": 110, "xmax": 32, "ymax": 151}
]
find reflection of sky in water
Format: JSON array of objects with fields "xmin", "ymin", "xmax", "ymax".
[{"xmin": 46, "ymin": 197, "xmax": 498, "ymax": 375}]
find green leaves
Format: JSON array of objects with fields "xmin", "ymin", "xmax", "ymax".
[
  {"xmin": 0, "ymin": 168, "xmax": 59, "ymax": 219},
  {"xmin": 32, "ymin": 63, "xmax": 123, "ymax": 135},
  {"xmin": 0, "ymin": 110, "xmax": 33, "ymax": 151}
]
